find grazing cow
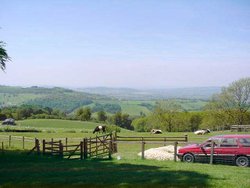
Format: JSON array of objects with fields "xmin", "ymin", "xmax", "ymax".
[
  {"xmin": 2, "ymin": 118, "xmax": 16, "ymax": 125},
  {"xmin": 151, "ymin": 129, "xmax": 162, "ymax": 134},
  {"xmin": 194, "ymin": 129, "xmax": 210, "ymax": 135},
  {"xmin": 93, "ymin": 125, "xmax": 106, "ymax": 134}
]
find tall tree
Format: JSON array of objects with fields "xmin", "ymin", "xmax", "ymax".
[
  {"xmin": 152, "ymin": 100, "xmax": 183, "ymax": 132},
  {"xmin": 207, "ymin": 77, "xmax": 250, "ymax": 125},
  {"xmin": 97, "ymin": 110, "xmax": 107, "ymax": 122},
  {"xmin": 75, "ymin": 107, "xmax": 92, "ymax": 121},
  {"xmin": 0, "ymin": 41, "xmax": 11, "ymax": 71}
]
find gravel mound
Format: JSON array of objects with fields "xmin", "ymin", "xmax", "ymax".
[{"xmin": 138, "ymin": 145, "xmax": 180, "ymax": 161}]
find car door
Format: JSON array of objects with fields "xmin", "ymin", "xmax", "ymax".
[
  {"xmin": 238, "ymin": 138, "xmax": 250, "ymax": 155},
  {"xmin": 215, "ymin": 138, "xmax": 239, "ymax": 163},
  {"xmin": 197, "ymin": 140, "xmax": 214, "ymax": 162}
]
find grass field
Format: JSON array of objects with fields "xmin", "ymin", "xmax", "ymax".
[
  {"xmin": 0, "ymin": 119, "xmax": 250, "ymax": 187},
  {"xmin": 80, "ymin": 99, "xmax": 208, "ymax": 117}
]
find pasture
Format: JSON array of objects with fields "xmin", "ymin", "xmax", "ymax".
[{"xmin": 0, "ymin": 119, "xmax": 250, "ymax": 187}]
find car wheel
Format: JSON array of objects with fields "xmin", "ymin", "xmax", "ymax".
[
  {"xmin": 182, "ymin": 153, "xmax": 195, "ymax": 163},
  {"xmin": 236, "ymin": 156, "xmax": 249, "ymax": 167}
]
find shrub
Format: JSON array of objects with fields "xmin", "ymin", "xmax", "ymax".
[{"xmin": 106, "ymin": 125, "xmax": 121, "ymax": 133}]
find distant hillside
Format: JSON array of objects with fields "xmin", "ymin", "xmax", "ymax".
[
  {"xmin": 78, "ymin": 87, "xmax": 221, "ymax": 100},
  {"xmin": 0, "ymin": 85, "xmax": 109, "ymax": 112},
  {"xmin": 0, "ymin": 85, "xmax": 218, "ymax": 115}
]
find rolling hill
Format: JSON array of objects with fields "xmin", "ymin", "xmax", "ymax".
[
  {"xmin": 78, "ymin": 87, "xmax": 221, "ymax": 100},
  {"xmin": 0, "ymin": 85, "xmax": 216, "ymax": 115},
  {"xmin": 0, "ymin": 85, "xmax": 109, "ymax": 112}
]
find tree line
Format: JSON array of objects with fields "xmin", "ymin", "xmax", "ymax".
[
  {"xmin": 0, "ymin": 105, "xmax": 133, "ymax": 130},
  {"xmin": 132, "ymin": 77, "xmax": 250, "ymax": 132}
]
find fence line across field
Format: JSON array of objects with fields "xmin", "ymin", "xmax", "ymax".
[
  {"xmin": 0, "ymin": 135, "xmax": 36, "ymax": 150},
  {"xmin": 1, "ymin": 133, "xmax": 192, "ymax": 162}
]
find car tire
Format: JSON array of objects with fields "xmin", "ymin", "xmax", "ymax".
[
  {"xmin": 182, "ymin": 153, "xmax": 195, "ymax": 163},
  {"xmin": 235, "ymin": 156, "xmax": 249, "ymax": 167}
]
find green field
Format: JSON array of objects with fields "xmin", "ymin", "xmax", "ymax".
[
  {"xmin": 0, "ymin": 119, "xmax": 249, "ymax": 187},
  {"xmin": 81, "ymin": 99, "xmax": 207, "ymax": 117}
]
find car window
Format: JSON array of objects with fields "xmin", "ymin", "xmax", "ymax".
[
  {"xmin": 219, "ymin": 138, "xmax": 238, "ymax": 147},
  {"xmin": 203, "ymin": 139, "xmax": 218, "ymax": 148},
  {"xmin": 239, "ymin": 138, "xmax": 250, "ymax": 147}
]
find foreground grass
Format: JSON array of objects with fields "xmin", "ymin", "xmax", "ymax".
[{"xmin": 0, "ymin": 151, "xmax": 249, "ymax": 188}]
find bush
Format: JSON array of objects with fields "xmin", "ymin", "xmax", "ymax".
[
  {"xmin": 106, "ymin": 125, "xmax": 121, "ymax": 133},
  {"xmin": 0, "ymin": 126, "xmax": 41, "ymax": 132}
]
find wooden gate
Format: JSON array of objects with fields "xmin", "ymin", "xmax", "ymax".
[
  {"xmin": 87, "ymin": 133, "xmax": 115, "ymax": 159},
  {"xmin": 64, "ymin": 142, "xmax": 84, "ymax": 160},
  {"xmin": 29, "ymin": 133, "xmax": 117, "ymax": 160},
  {"xmin": 42, "ymin": 139, "xmax": 63, "ymax": 157}
]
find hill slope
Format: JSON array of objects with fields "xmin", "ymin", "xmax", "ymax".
[
  {"xmin": 0, "ymin": 85, "xmax": 109, "ymax": 112},
  {"xmin": 78, "ymin": 87, "xmax": 221, "ymax": 100}
]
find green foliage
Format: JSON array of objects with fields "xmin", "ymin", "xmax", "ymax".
[
  {"xmin": 205, "ymin": 77, "xmax": 250, "ymax": 126},
  {"xmin": 0, "ymin": 41, "xmax": 11, "ymax": 71},
  {"xmin": 152, "ymin": 100, "xmax": 183, "ymax": 132},
  {"xmin": 139, "ymin": 102, "xmax": 154, "ymax": 111},
  {"xmin": 92, "ymin": 103, "xmax": 121, "ymax": 113},
  {"xmin": 131, "ymin": 117, "xmax": 149, "ymax": 132},
  {"xmin": 97, "ymin": 111, "xmax": 107, "ymax": 122},
  {"xmin": 190, "ymin": 113, "xmax": 203, "ymax": 132},
  {"xmin": 0, "ymin": 126, "xmax": 41, "ymax": 132},
  {"xmin": 112, "ymin": 112, "xmax": 133, "ymax": 130},
  {"xmin": 75, "ymin": 107, "xmax": 92, "ymax": 121},
  {"xmin": 0, "ymin": 86, "xmax": 103, "ymax": 112},
  {"xmin": 27, "ymin": 94, "xmax": 93, "ymax": 113},
  {"xmin": 0, "ymin": 105, "xmax": 66, "ymax": 120},
  {"xmin": 106, "ymin": 125, "xmax": 121, "ymax": 133}
]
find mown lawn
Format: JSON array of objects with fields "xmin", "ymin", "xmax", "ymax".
[{"xmin": 0, "ymin": 151, "xmax": 249, "ymax": 188}]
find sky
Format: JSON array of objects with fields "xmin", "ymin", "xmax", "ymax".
[{"xmin": 0, "ymin": 0, "xmax": 250, "ymax": 89}]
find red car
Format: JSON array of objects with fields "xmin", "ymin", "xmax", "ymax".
[{"xmin": 177, "ymin": 134, "xmax": 250, "ymax": 167}]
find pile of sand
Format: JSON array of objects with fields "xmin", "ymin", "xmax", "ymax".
[{"xmin": 138, "ymin": 145, "xmax": 180, "ymax": 160}]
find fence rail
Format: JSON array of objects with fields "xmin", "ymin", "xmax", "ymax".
[
  {"xmin": 231, "ymin": 125, "xmax": 250, "ymax": 132},
  {"xmin": 1, "ymin": 133, "xmax": 193, "ymax": 163}
]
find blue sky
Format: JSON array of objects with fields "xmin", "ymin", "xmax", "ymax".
[{"xmin": 0, "ymin": 0, "xmax": 250, "ymax": 88}]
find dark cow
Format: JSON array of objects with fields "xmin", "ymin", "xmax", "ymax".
[
  {"xmin": 93, "ymin": 125, "xmax": 106, "ymax": 134},
  {"xmin": 2, "ymin": 118, "xmax": 16, "ymax": 125}
]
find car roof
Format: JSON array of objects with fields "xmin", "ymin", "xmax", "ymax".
[{"xmin": 210, "ymin": 134, "xmax": 250, "ymax": 139}]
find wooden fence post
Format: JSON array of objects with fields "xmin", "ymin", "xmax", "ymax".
[
  {"xmin": 80, "ymin": 141, "xmax": 83, "ymax": 160},
  {"xmin": 9, "ymin": 135, "xmax": 11, "ymax": 147},
  {"xmin": 59, "ymin": 140, "xmax": 63, "ymax": 158},
  {"xmin": 65, "ymin": 137, "xmax": 68, "ymax": 151},
  {"xmin": 113, "ymin": 132, "xmax": 117, "ymax": 153},
  {"xmin": 42, "ymin": 139, "xmax": 45, "ymax": 155},
  {"xmin": 96, "ymin": 135, "xmax": 98, "ymax": 157},
  {"xmin": 51, "ymin": 138, "xmax": 53, "ymax": 154},
  {"xmin": 141, "ymin": 141, "xmax": 145, "ymax": 159},
  {"xmin": 174, "ymin": 141, "xmax": 178, "ymax": 162},
  {"xmin": 1, "ymin": 142, "xmax": 4, "ymax": 154},
  {"xmin": 89, "ymin": 137, "xmax": 92, "ymax": 158},
  {"xmin": 35, "ymin": 139, "xmax": 40, "ymax": 155},
  {"xmin": 22, "ymin": 136, "xmax": 25, "ymax": 149},
  {"xmin": 185, "ymin": 135, "xmax": 188, "ymax": 142},
  {"xmin": 109, "ymin": 141, "xmax": 112, "ymax": 159},
  {"xmin": 83, "ymin": 138, "xmax": 88, "ymax": 159},
  {"xmin": 210, "ymin": 141, "xmax": 214, "ymax": 164}
]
